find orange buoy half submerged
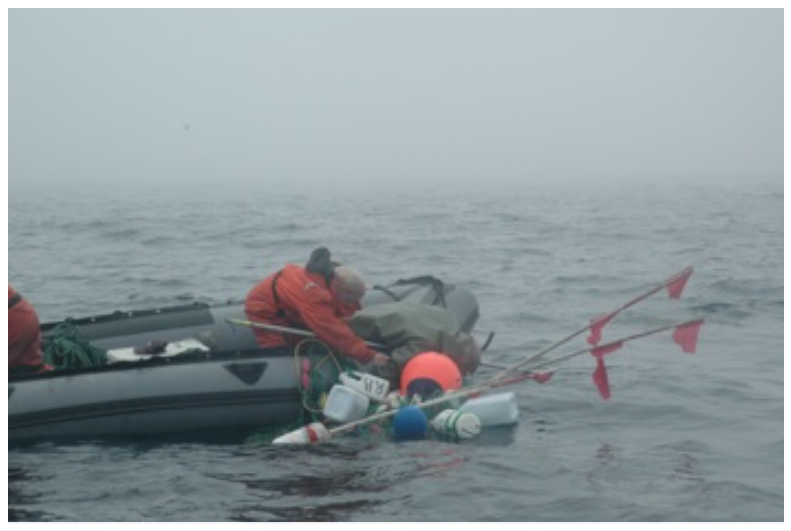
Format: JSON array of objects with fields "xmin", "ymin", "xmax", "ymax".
[{"xmin": 400, "ymin": 351, "xmax": 463, "ymax": 398}]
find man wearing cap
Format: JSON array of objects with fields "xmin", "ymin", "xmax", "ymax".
[
  {"xmin": 8, "ymin": 285, "xmax": 48, "ymax": 374},
  {"xmin": 245, "ymin": 248, "xmax": 390, "ymax": 368}
]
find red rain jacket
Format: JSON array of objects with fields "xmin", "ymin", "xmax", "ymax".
[
  {"xmin": 244, "ymin": 264, "xmax": 375, "ymax": 364},
  {"xmin": 8, "ymin": 286, "xmax": 45, "ymax": 370}
]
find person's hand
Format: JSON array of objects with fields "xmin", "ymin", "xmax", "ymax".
[
  {"xmin": 370, "ymin": 352, "xmax": 399, "ymax": 385},
  {"xmin": 372, "ymin": 352, "xmax": 391, "ymax": 367}
]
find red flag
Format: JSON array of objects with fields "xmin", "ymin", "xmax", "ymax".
[
  {"xmin": 591, "ymin": 355, "xmax": 611, "ymax": 400},
  {"xmin": 673, "ymin": 320, "xmax": 703, "ymax": 353},
  {"xmin": 590, "ymin": 342, "xmax": 621, "ymax": 400},
  {"xmin": 592, "ymin": 341, "xmax": 624, "ymax": 358},
  {"xmin": 587, "ymin": 313, "xmax": 615, "ymax": 345},
  {"xmin": 666, "ymin": 267, "xmax": 693, "ymax": 300},
  {"xmin": 531, "ymin": 371, "xmax": 554, "ymax": 384}
]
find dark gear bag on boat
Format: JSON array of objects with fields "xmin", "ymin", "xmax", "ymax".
[{"xmin": 348, "ymin": 300, "xmax": 481, "ymax": 375}]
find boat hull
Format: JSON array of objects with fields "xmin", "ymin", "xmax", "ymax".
[
  {"xmin": 10, "ymin": 353, "xmax": 301, "ymax": 442},
  {"xmin": 9, "ymin": 277, "xmax": 479, "ymax": 443}
]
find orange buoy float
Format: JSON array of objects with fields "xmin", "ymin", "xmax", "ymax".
[{"xmin": 400, "ymin": 351, "xmax": 463, "ymax": 398}]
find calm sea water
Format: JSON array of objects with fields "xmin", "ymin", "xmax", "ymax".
[{"xmin": 8, "ymin": 178, "xmax": 783, "ymax": 522}]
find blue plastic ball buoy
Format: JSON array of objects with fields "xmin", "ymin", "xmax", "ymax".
[{"xmin": 392, "ymin": 405, "xmax": 429, "ymax": 442}]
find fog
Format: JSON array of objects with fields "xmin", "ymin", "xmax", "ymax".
[{"xmin": 8, "ymin": 9, "xmax": 784, "ymax": 194}]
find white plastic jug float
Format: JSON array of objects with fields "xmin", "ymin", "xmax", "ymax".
[
  {"xmin": 430, "ymin": 409, "xmax": 482, "ymax": 440},
  {"xmin": 339, "ymin": 371, "xmax": 390, "ymax": 402},
  {"xmin": 459, "ymin": 391, "xmax": 520, "ymax": 426},
  {"xmin": 322, "ymin": 384, "xmax": 371, "ymax": 424}
]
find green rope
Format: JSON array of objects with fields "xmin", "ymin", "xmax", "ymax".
[{"xmin": 42, "ymin": 322, "xmax": 108, "ymax": 371}]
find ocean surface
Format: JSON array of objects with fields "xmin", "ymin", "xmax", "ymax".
[{"xmin": 7, "ymin": 177, "xmax": 783, "ymax": 522}]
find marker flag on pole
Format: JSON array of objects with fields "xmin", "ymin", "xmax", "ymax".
[
  {"xmin": 672, "ymin": 320, "xmax": 703, "ymax": 353},
  {"xmin": 586, "ymin": 267, "xmax": 694, "ymax": 347},
  {"xmin": 592, "ymin": 356, "xmax": 611, "ymax": 400},
  {"xmin": 590, "ymin": 341, "xmax": 623, "ymax": 400},
  {"xmin": 666, "ymin": 267, "xmax": 694, "ymax": 300},
  {"xmin": 587, "ymin": 312, "xmax": 615, "ymax": 346},
  {"xmin": 531, "ymin": 371, "xmax": 554, "ymax": 384},
  {"xmin": 592, "ymin": 341, "xmax": 624, "ymax": 358}
]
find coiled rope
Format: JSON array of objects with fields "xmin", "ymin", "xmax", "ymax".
[{"xmin": 42, "ymin": 322, "xmax": 108, "ymax": 370}]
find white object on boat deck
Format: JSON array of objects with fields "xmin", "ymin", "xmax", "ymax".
[
  {"xmin": 459, "ymin": 391, "xmax": 519, "ymax": 426},
  {"xmin": 323, "ymin": 384, "xmax": 371, "ymax": 424},
  {"xmin": 106, "ymin": 338, "xmax": 210, "ymax": 363}
]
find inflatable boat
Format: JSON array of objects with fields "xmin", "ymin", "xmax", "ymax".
[{"xmin": 8, "ymin": 276, "xmax": 480, "ymax": 444}]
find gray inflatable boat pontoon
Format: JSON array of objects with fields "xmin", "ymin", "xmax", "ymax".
[{"xmin": 9, "ymin": 276, "xmax": 479, "ymax": 443}]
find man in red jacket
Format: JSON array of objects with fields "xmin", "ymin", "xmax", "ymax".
[
  {"xmin": 245, "ymin": 248, "xmax": 390, "ymax": 369},
  {"xmin": 8, "ymin": 286, "xmax": 48, "ymax": 374}
]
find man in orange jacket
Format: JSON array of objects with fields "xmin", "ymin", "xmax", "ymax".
[
  {"xmin": 8, "ymin": 286, "xmax": 48, "ymax": 374},
  {"xmin": 245, "ymin": 248, "xmax": 390, "ymax": 369}
]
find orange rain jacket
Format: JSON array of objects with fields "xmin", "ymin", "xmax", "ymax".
[
  {"xmin": 8, "ymin": 286, "xmax": 45, "ymax": 370},
  {"xmin": 244, "ymin": 264, "xmax": 376, "ymax": 364}
]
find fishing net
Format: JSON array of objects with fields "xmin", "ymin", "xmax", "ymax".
[{"xmin": 245, "ymin": 339, "xmax": 359, "ymax": 445}]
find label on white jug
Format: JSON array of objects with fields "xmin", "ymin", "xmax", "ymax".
[{"xmin": 339, "ymin": 371, "xmax": 390, "ymax": 402}]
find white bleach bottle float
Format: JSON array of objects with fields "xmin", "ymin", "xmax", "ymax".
[
  {"xmin": 459, "ymin": 391, "xmax": 520, "ymax": 427},
  {"xmin": 322, "ymin": 371, "xmax": 391, "ymax": 424},
  {"xmin": 430, "ymin": 409, "xmax": 482, "ymax": 440},
  {"xmin": 339, "ymin": 370, "xmax": 390, "ymax": 402}
]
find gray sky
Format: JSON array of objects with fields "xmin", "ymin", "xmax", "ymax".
[{"xmin": 8, "ymin": 8, "xmax": 784, "ymax": 192}]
